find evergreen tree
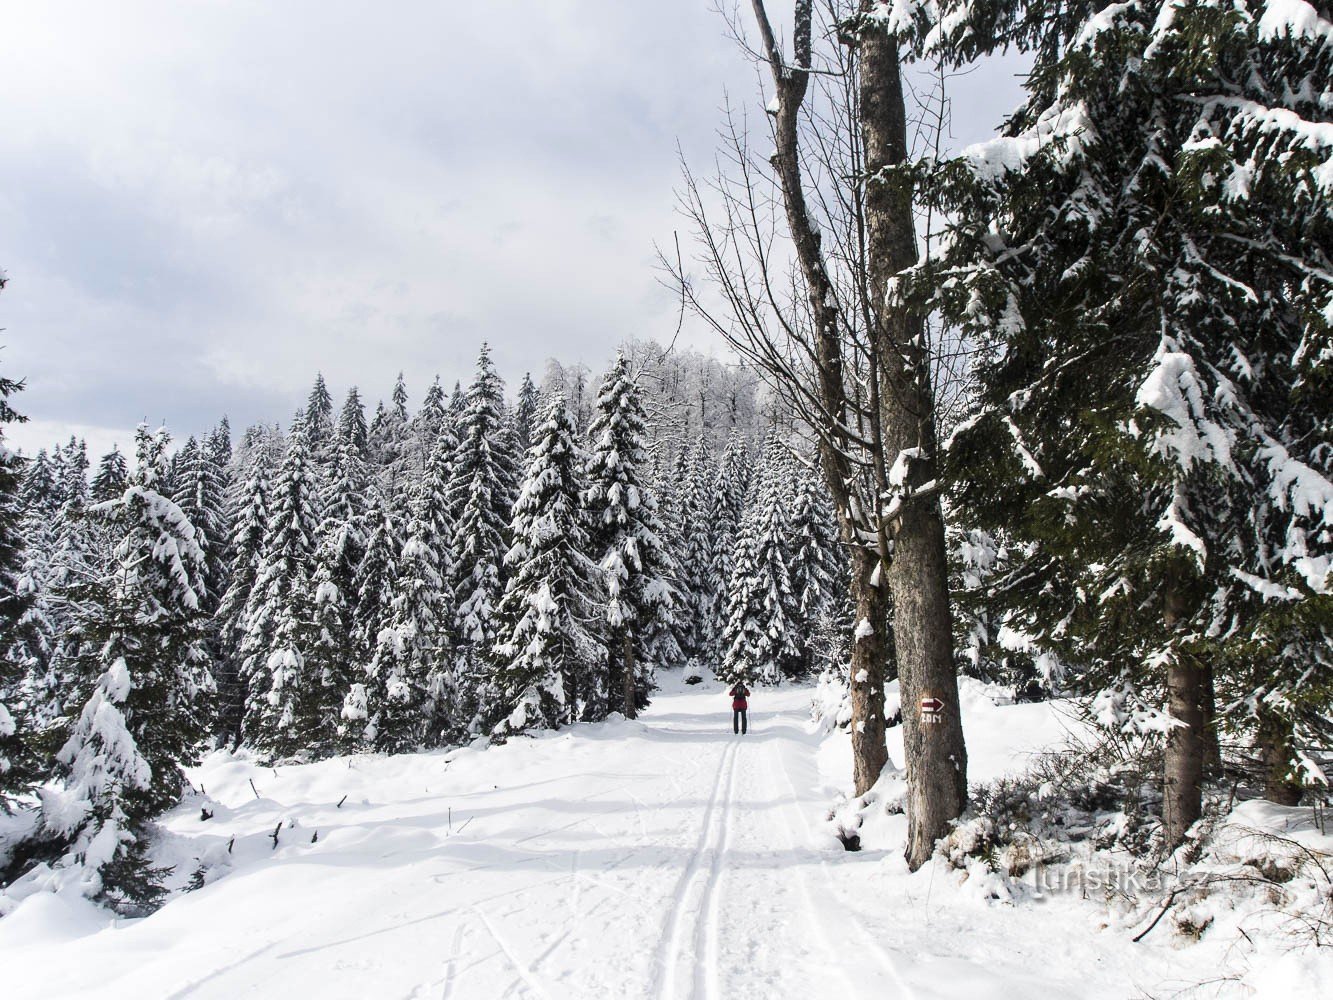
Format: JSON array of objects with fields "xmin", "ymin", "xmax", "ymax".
[
  {"xmin": 494, "ymin": 395, "xmax": 604, "ymax": 732},
  {"xmin": 39, "ymin": 422, "xmax": 211, "ymax": 908},
  {"xmin": 583, "ymin": 355, "xmax": 678, "ymax": 718},
  {"xmin": 674, "ymin": 439, "xmax": 717, "ymax": 663},
  {"xmin": 399, "ymin": 425, "xmax": 456, "ymax": 746},
  {"xmin": 240, "ymin": 419, "xmax": 319, "ymax": 756},
  {"xmin": 0, "ymin": 330, "xmax": 32, "ymax": 810},
  {"xmin": 787, "ymin": 467, "xmax": 845, "ymax": 673},
  {"xmin": 512, "ymin": 372, "xmax": 541, "ymax": 456},
  {"xmin": 720, "ymin": 440, "xmax": 802, "ymax": 684},
  {"xmin": 704, "ymin": 434, "xmax": 751, "ymax": 658},
  {"xmin": 215, "ymin": 435, "xmax": 273, "ymax": 746},
  {"xmin": 171, "ymin": 436, "xmax": 229, "ymax": 617},
  {"xmin": 90, "ymin": 447, "xmax": 129, "ymax": 503},
  {"xmin": 18, "ymin": 448, "xmax": 57, "ymax": 519},
  {"xmin": 304, "ymin": 374, "xmax": 335, "ymax": 457},
  {"xmin": 307, "ymin": 389, "xmax": 372, "ymax": 751},
  {"xmin": 447, "ymin": 344, "xmax": 518, "ymax": 736},
  {"xmin": 915, "ymin": 0, "xmax": 1333, "ymax": 838},
  {"xmin": 344, "ymin": 487, "xmax": 399, "ymax": 747},
  {"xmin": 54, "ymin": 437, "xmax": 89, "ymax": 509}
]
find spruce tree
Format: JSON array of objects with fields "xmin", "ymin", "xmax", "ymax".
[
  {"xmin": 345, "ymin": 487, "xmax": 399, "ymax": 746},
  {"xmin": 512, "ymin": 372, "xmax": 542, "ymax": 457},
  {"xmin": 0, "ymin": 332, "xmax": 32, "ymax": 810},
  {"xmin": 583, "ymin": 355, "xmax": 678, "ymax": 718},
  {"xmin": 90, "ymin": 447, "xmax": 129, "ymax": 503},
  {"xmin": 720, "ymin": 440, "xmax": 802, "ymax": 684},
  {"xmin": 306, "ymin": 389, "xmax": 372, "ymax": 751},
  {"xmin": 675, "ymin": 439, "xmax": 716, "ymax": 664},
  {"xmin": 41, "ymin": 422, "xmax": 211, "ymax": 908},
  {"xmin": 494, "ymin": 395, "xmax": 604, "ymax": 732},
  {"xmin": 915, "ymin": 0, "xmax": 1333, "ymax": 839},
  {"xmin": 447, "ymin": 344, "xmax": 518, "ymax": 736},
  {"xmin": 704, "ymin": 434, "xmax": 750, "ymax": 658},
  {"xmin": 240, "ymin": 419, "xmax": 319, "ymax": 756},
  {"xmin": 786, "ymin": 467, "xmax": 845, "ymax": 674},
  {"xmin": 215, "ymin": 434, "xmax": 272, "ymax": 745}
]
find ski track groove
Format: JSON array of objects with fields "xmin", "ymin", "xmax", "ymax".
[
  {"xmin": 437, "ymin": 922, "xmax": 467, "ymax": 1000},
  {"xmin": 768, "ymin": 736, "xmax": 918, "ymax": 999},
  {"xmin": 653, "ymin": 735, "xmax": 741, "ymax": 1000},
  {"xmin": 694, "ymin": 741, "xmax": 739, "ymax": 1000},
  {"xmin": 473, "ymin": 905, "xmax": 552, "ymax": 1000}
]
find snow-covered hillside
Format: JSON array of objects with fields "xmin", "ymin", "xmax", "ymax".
[{"xmin": 1, "ymin": 673, "xmax": 1328, "ymax": 998}]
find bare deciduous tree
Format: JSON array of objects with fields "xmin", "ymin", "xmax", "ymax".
[{"xmin": 667, "ymin": 0, "xmax": 967, "ymax": 868}]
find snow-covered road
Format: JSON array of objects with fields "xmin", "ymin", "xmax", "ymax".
[{"xmin": 2, "ymin": 677, "xmax": 1171, "ymax": 999}]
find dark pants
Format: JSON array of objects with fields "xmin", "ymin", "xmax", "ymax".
[{"xmin": 733, "ymin": 708, "xmax": 748, "ymax": 734}]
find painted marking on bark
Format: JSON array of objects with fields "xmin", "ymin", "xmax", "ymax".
[{"xmin": 920, "ymin": 696, "xmax": 944, "ymax": 725}]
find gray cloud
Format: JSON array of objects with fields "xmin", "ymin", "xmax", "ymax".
[{"xmin": 0, "ymin": 1, "xmax": 1026, "ymax": 457}]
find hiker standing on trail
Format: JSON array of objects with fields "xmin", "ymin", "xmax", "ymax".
[{"xmin": 729, "ymin": 681, "xmax": 750, "ymax": 735}]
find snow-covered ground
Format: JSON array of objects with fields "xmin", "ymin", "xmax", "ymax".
[{"xmin": 1, "ymin": 672, "xmax": 1328, "ymax": 998}]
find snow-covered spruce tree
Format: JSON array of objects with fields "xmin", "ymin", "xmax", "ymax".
[
  {"xmin": 54, "ymin": 437, "xmax": 89, "ymax": 509},
  {"xmin": 18, "ymin": 448, "xmax": 57, "ymax": 519},
  {"xmin": 447, "ymin": 344, "xmax": 518, "ymax": 737},
  {"xmin": 673, "ymin": 439, "xmax": 716, "ymax": 665},
  {"xmin": 364, "ymin": 431, "xmax": 454, "ymax": 752},
  {"xmin": 947, "ymin": 524, "xmax": 1048, "ymax": 701},
  {"xmin": 344, "ymin": 487, "xmax": 399, "ymax": 747},
  {"xmin": 0, "ymin": 329, "xmax": 33, "ymax": 811},
  {"xmin": 787, "ymin": 467, "xmax": 847, "ymax": 674},
  {"xmin": 494, "ymin": 395, "xmax": 605, "ymax": 733},
  {"xmin": 719, "ymin": 441, "xmax": 803, "ymax": 684},
  {"xmin": 912, "ymin": 0, "xmax": 1333, "ymax": 839},
  {"xmin": 407, "ymin": 376, "xmax": 449, "ymax": 475},
  {"xmin": 305, "ymin": 389, "xmax": 372, "ymax": 752},
  {"xmin": 214, "ymin": 434, "xmax": 273, "ymax": 746},
  {"xmin": 38, "ymin": 423, "xmax": 212, "ymax": 909},
  {"xmin": 583, "ymin": 355, "xmax": 678, "ymax": 718},
  {"xmin": 90, "ymin": 447, "xmax": 129, "ymax": 503},
  {"xmin": 512, "ymin": 372, "xmax": 541, "ymax": 457},
  {"xmin": 704, "ymin": 434, "xmax": 751, "ymax": 659},
  {"xmin": 304, "ymin": 373, "xmax": 335, "ymax": 461},
  {"xmin": 171, "ymin": 435, "xmax": 229, "ymax": 620},
  {"xmin": 406, "ymin": 424, "xmax": 457, "ymax": 746},
  {"xmin": 240, "ymin": 418, "xmax": 319, "ymax": 756}
]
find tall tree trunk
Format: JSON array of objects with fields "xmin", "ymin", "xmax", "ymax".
[
  {"xmin": 622, "ymin": 634, "xmax": 637, "ymax": 720},
  {"xmin": 855, "ymin": 10, "xmax": 967, "ymax": 869},
  {"xmin": 1162, "ymin": 582, "xmax": 1205, "ymax": 847},
  {"xmin": 1256, "ymin": 708, "xmax": 1302, "ymax": 806},
  {"xmin": 849, "ymin": 548, "xmax": 890, "ymax": 793},
  {"xmin": 749, "ymin": 0, "xmax": 891, "ymax": 794}
]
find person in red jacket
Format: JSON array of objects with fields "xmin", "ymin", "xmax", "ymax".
[{"xmin": 728, "ymin": 681, "xmax": 750, "ymax": 735}]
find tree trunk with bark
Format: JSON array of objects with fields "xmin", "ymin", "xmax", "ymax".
[
  {"xmin": 749, "ymin": 0, "xmax": 890, "ymax": 795},
  {"xmin": 1256, "ymin": 708, "xmax": 1302, "ymax": 806},
  {"xmin": 1162, "ymin": 582, "xmax": 1205, "ymax": 847},
  {"xmin": 849, "ymin": 548, "xmax": 891, "ymax": 792},
  {"xmin": 854, "ymin": 9, "xmax": 967, "ymax": 869},
  {"xmin": 622, "ymin": 634, "xmax": 637, "ymax": 720}
]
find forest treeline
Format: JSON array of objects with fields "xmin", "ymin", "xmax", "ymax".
[{"xmin": 0, "ymin": 338, "xmax": 849, "ymax": 909}]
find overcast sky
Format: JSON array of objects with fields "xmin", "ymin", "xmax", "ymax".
[{"xmin": 0, "ymin": 1, "xmax": 1025, "ymax": 460}]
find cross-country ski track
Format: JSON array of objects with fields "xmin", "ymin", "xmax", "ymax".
[{"xmin": 1, "ymin": 674, "xmax": 1199, "ymax": 999}]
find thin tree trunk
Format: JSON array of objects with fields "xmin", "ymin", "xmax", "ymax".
[
  {"xmin": 622, "ymin": 634, "xmax": 637, "ymax": 720},
  {"xmin": 1162, "ymin": 582, "xmax": 1205, "ymax": 847},
  {"xmin": 749, "ymin": 0, "xmax": 890, "ymax": 794},
  {"xmin": 1201, "ymin": 663, "xmax": 1221, "ymax": 780},
  {"xmin": 849, "ymin": 548, "xmax": 890, "ymax": 793},
  {"xmin": 854, "ymin": 9, "xmax": 967, "ymax": 869},
  {"xmin": 1257, "ymin": 708, "xmax": 1302, "ymax": 806}
]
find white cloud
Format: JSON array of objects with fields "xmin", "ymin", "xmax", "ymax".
[{"xmin": 0, "ymin": 1, "xmax": 1026, "ymax": 449}]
